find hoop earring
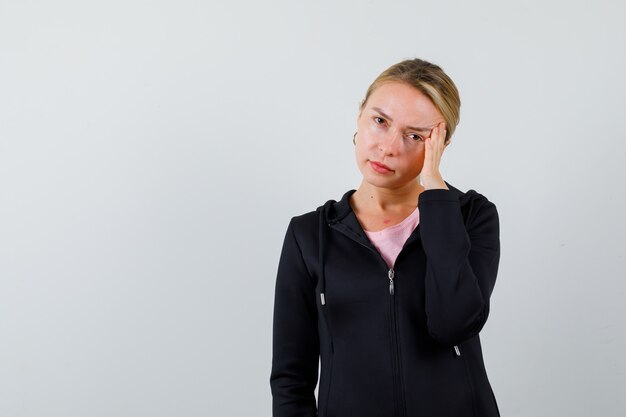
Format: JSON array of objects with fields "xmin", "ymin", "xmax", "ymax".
[{"xmin": 353, "ymin": 132, "xmax": 357, "ymax": 145}]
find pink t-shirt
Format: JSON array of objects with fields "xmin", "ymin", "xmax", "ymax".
[{"xmin": 363, "ymin": 206, "xmax": 420, "ymax": 269}]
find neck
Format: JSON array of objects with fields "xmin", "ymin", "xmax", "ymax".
[{"xmin": 352, "ymin": 178, "xmax": 425, "ymax": 213}]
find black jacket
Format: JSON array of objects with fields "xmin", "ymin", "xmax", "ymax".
[{"xmin": 270, "ymin": 182, "xmax": 501, "ymax": 417}]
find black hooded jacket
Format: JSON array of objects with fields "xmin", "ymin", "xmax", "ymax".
[{"xmin": 270, "ymin": 182, "xmax": 501, "ymax": 417}]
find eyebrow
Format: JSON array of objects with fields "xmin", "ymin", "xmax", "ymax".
[{"xmin": 371, "ymin": 107, "xmax": 433, "ymax": 132}]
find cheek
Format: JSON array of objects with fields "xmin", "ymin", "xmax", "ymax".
[
  {"xmin": 358, "ymin": 130, "xmax": 381, "ymax": 151},
  {"xmin": 355, "ymin": 131, "xmax": 373, "ymax": 153},
  {"xmin": 415, "ymin": 153, "xmax": 427, "ymax": 173},
  {"xmin": 403, "ymin": 150, "xmax": 426, "ymax": 173},
  {"xmin": 364, "ymin": 124, "xmax": 384, "ymax": 142},
  {"xmin": 417, "ymin": 148, "xmax": 426, "ymax": 162},
  {"xmin": 355, "ymin": 141, "xmax": 368, "ymax": 162},
  {"xmin": 415, "ymin": 150, "xmax": 426, "ymax": 166}
]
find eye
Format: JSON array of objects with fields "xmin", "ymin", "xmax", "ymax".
[
  {"xmin": 407, "ymin": 133, "xmax": 423, "ymax": 142},
  {"xmin": 373, "ymin": 116, "xmax": 386, "ymax": 125}
]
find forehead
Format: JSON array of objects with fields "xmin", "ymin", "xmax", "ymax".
[{"xmin": 366, "ymin": 81, "xmax": 443, "ymax": 123}]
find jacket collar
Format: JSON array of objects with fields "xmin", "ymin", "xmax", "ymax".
[
  {"xmin": 319, "ymin": 181, "xmax": 469, "ymax": 254},
  {"xmin": 325, "ymin": 180, "xmax": 468, "ymax": 225}
]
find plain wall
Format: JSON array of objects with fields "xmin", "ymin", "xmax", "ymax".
[{"xmin": 1, "ymin": 0, "xmax": 625, "ymax": 416}]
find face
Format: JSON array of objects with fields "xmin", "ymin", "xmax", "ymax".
[{"xmin": 355, "ymin": 81, "xmax": 445, "ymax": 190}]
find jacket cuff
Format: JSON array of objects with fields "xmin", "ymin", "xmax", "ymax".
[{"xmin": 418, "ymin": 188, "xmax": 459, "ymax": 205}]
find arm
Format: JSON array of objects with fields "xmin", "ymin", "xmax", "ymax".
[
  {"xmin": 418, "ymin": 189, "xmax": 501, "ymax": 346},
  {"xmin": 270, "ymin": 218, "xmax": 319, "ymax": 417}
]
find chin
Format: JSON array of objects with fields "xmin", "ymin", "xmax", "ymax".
[{"xmin": 361, "ymin": 173, "xmax": 400, "ymax": 188}]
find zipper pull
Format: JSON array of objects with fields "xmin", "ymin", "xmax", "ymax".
[
  {"xmin": 454, "ymin": 345, "xmax": 461, "ymax": 356},
  {"xmin": 388, "ymin": 269, "xmax": 395, "ymax": 295},
  {"xmin": 320, "ymin": 292, "xmax": 326, "ymax": 306}
]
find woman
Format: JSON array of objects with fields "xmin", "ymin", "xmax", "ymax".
[{"xmin": 270, "ymin": 58, "xmax": 501, "ymax": 417}]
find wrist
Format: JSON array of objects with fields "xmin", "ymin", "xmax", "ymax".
[{"xmin": 420, "ymin": 174, "xmax": 448, "ymax": 190}]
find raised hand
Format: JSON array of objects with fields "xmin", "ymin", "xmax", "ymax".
[{"xmin": 419, "ymin": 122, "xmax": 449, "ymax": 190}]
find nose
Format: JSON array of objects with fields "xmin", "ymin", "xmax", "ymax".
[{"xmin": 378, "ymin": 128, "xmax": 402, "ymax": 155}]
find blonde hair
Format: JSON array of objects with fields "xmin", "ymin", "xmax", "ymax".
[{"xmin": 360, "ymin": 58, "xmax": 461, "ymax": 143}]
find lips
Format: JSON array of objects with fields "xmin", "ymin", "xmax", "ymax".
[{"xmin": 369, "ymin": 160, "xmax": 393, "ymax": 174}]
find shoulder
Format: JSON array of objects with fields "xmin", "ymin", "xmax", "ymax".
[
  {"xmin": 449, "ymin": 183, "xmax": 500, "ymax": 234},
  {"xmin": 288, "ymin": 210, "xmax": 319, "ymax": 239},
  {"xmin": 420, "ymin": 181, "xmax": 496, "ymax": 208},
  {"xmin": 420, "ymin": 181, "xmax": 499, "ymax": 228},
  {"xmin": 287, "ymin": 189, "xmax": 355, "ymax": 240},
  {"xmin": 291, "ymin": 189, "xmax": 356, "ymax": 226}
]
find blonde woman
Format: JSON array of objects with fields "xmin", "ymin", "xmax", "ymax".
[{"xmin": 270, "ymin": 58, "xmax": 501, "ymax": 417}]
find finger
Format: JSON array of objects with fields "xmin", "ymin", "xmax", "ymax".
[
  {"xmin": 438, "ymin": 123, "xmax": 446, "ymax": 144},
  {"xmin": 429, "ymin": 125, "xmax": 439, "ymax": 146},
  {"xmin": 434, "ymin": 125, "xmax": 445, "ymax": 152},
  {"xmin": 426, "ymin": 134, "xmax": 436, "ymax": 155},
  {"xmin": 435, "ymin": 124, "xmax": 447, "ymax": 152},
  {"xmin": 424, "ymin": 136, "xmax": 434, "ymax": 164},
  {"xmin": 425, "ymin": 135, "xmax": 434, "ymax": 162}
]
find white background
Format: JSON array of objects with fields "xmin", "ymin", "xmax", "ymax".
[{"xmin": 1, "ymin": 0, "xmax": 625, "ymax": 416}]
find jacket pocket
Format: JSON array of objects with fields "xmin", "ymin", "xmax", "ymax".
[{"xmin": 457, "ymin": 345, "xmax": 478, "ymax": 417}]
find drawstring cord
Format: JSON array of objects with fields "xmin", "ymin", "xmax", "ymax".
[
  {"xmin": 318, "ymin": 206, "xmax": 327, "ymax": 305},
  {"xmin": 318, "ymin": 203, "xmax": 333, "ymax": 351}
]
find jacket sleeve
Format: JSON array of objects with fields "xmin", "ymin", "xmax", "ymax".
[
  {"xmin": 418, "ymin": 188, "xmax": 501, "ymax": 346},
  {"xmin": 270, "ymin": 218, "xmax": 320, "ymax": 417}
]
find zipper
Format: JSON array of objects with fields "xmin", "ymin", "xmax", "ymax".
[
  {"xmin": 454, "ymin": 345, "xmax": 461, "ymax": 356},
  {"xmin": 329, "ymin": 223, "xmax": 409, "ymax": 416},
  {"xmin": 388, "ymin": 267, "xmax": 407, "ymax": 417}
]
